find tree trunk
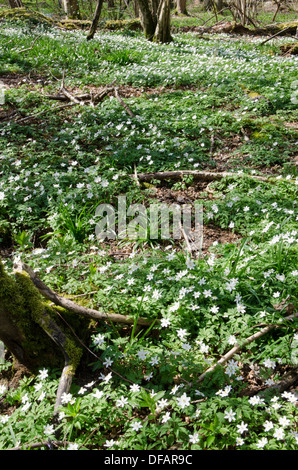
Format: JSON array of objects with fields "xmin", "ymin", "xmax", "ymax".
[
  {"xmin": 176, "ymin": 0, "xmax": 187, "ymax": 15},
  {"xmin": 0, "ymin": 257, "xmax": 154, "ymax": 412},
  {"xmin": 137, "ymin": 0, "xmax": 172, "ymax": 42},
  {"xmin": 87, "ymin": 0, "xmax": 104, "ymax": 40},
  {"xmin": 61, "ymin": 0, "xmax": 81, "ymax": 19},
  {"xmin": 137, "ymin": 0, "xmax": 157, "ymax": 39},
  {"xmin": 0, "ymin": 259, "xmax": 83, "ymax": 375},
  {"xmin": 134, "ymin": 0, "xmax": 139, "ymax": 17},
  {"xmin": 153, "ymin": 0, "xmax": 173, "ymax": 42},
  {"xmin": 151, "ymin": 0, "xmax": 160, "ymax": 18},
  {"xmin": 7, "ymin": 0, "xmax": 23, "ymax": 7}
]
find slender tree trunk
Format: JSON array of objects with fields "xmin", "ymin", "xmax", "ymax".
[
  {"xmin": 272, "ymin": 1, "xmax": 281, "ymax": 23},
  {"xmin": 153, "ymin": 0, "xmax": 172, "ymax": 42},
  {"xmin": 7, "ymin": 0, "xmax": 23, "ymax": 7},
  {"xmin": 87, "ymin": 0, "xmax": 104, "ymax": 40}
]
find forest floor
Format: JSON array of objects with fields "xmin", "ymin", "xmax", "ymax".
[{"xmin": 0, "ymin": 10, "xmax": 297, "ymax": 450}]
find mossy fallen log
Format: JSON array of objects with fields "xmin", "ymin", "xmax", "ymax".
[
  {"xmin": 0, "ymin": 9, "xmax": 141, "ymax": 32},
  {"xmin": 0, "ymin": 7, "xmax": 55, "ymax": 25},
  {"xmin": 58, "ymin": 19, "xmax": 91, "ymax": 30},
  {"xmin": 280, "ymin": 43, "xmax": 298, "ymax": 55},
  {"xmin": 195, "ymin": 20, "xmax": 298, "ymax": 37},
  {"xmin": 104, "ymin": 19, "xmax": 142, "ymax": 31}
]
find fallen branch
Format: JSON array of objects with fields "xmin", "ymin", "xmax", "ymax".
[
  {"xmin": 16, "ymin": 103, "xmax": 76, "ymax": 123},
  {"xmin": 13, "ymin": 34, "xmax": 41, "ymax": 53},
  {"xmin": 58, "ymin": 70, "xmax": 83, "ymax": 106},
  {"xmin": 133, "ymin": 163, "xmax": 140, "ymax": 186},
  {"xmin": 260, "ymin": 26, "xmax": 293, "ymax": 45},
  {"xmin": 180, "ymin": 224, "xmax": 193, "ymax": 256},
  {"xmin": 8, "ymin": 440, "xmax": 70, "ymax": 451},
  {"xmin": 93, "ymin": 85, "xmax": 115, "ymax": 104},
  {"xmin": 114, "ymin": 87, "xmax": 136, "ymax": 118},
  {"xmin": 133, "ymin": 170, "xmax": 277, "ymax": 184},
  {"xmin": 195, "ymin": 20, "xmax": 298, "ymax": 37},
  {"xmin": 45, "ymin": 79, "xmax": 117, "ymax": 107},
  {"xmin": 177, "ymin": 208, "xmax": 194, "ymax": 256},
  {"xmin": 258, "ymin": 367, "xmax": 298, "ymax": 396},
  {"xmin": 44, "ymin": 94, "xmax": 69, "ymax": 101},
  {"xmin": 16, "ymin": 261, "xmax": 152, "ymax": 327},
  {"xmin": 197, "ymin": 313, "xmax": 296, "ymax": 383},
  {"xmin": 60, "ymin": 86, "xmax": 83, "ymax": 105}
]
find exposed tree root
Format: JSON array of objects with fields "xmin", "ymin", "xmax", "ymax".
[
  {"xmin": 16, "ymin": 260, "xmax": 152, "ymax": 327},
  {"xmin": 13, "ymin": 261, "xmax": 83, "ymax": 414}
]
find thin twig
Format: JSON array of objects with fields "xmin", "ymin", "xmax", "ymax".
[
  {"xmin": 13, "ymin": 34, "xmax": 41, "ymax": 53},
  {"xmin": 8, "ymin": 440, "xmax": 69, "ymax": 451},
  {"xmin": 197, "ymin": 313, "xmax": 296, "ymax": 383},
  {"xmin": 16, "ymin": 103, "xmax": 76, "ymax": 123},
  {"xmin": 114, "ymin": 87, "xmax": 135, "ymax": 118},
  {"xmin": 133, "ymin": 164, "xmax": 140, "ymax": 186}
]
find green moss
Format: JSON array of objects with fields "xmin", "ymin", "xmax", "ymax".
[
  {"xmin": 280, "ymin": 43, "xmax": 298, "ymax": 55},
  {"xmin": 64, "ymin": 337, "xmax": 83, "ymax": 370},
  {"xmin": 104, "ymin": 19, "xmax": 142, "ymax": 31},
  {"xmin": 58, "ymin": 19, "xmax": 91, "ymax": 30},
  {"xmin": 275, "ymin": 21, "xmax": 298, "ymax": 31},
  {"xmin": 0, "ymin": 260, "xmax": 84, "ymax": 372},
  {"xmin": 0, "ymin": 261, "xmax": 53, "ymax": 367},
  {"xmin": 0, "ymin": 8, "xmax": 55, "ymax": 26},
  {"xmin": 15, "ymin": 270, "xmax": 83, "ymax": 368},
  {"xmin": 14, "ymin": 271, "xmax": 46, "ymax": 323}
]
